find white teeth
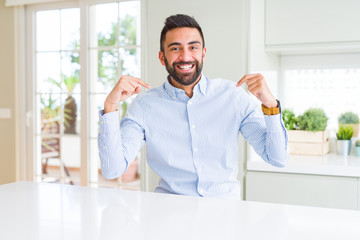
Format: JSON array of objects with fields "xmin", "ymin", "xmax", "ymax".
[{"xmin": 178, "ymin": 64, "xmax": 193, "ymax": 70}]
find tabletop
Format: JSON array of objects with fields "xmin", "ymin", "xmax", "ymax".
[{"xmin": 0, "ymin": 182, "xmax": 360, "ymax": 240}]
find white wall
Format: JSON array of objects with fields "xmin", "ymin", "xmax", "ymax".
[{"xmin": 143, "ymin": 0, "xmax": 248, "ymax": 193}]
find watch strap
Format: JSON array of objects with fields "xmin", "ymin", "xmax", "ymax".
[{"xmin": 261, "ymin": 100, "xmax": 281, "ymax": 116}]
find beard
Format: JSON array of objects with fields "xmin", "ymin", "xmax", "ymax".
[{"xmin": 164, "ymin": 56, "xmax": 203, "ymax": 86}]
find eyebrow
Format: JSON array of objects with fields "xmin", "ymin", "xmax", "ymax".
[{"xmin": 167, "ymin": 41, "xmax": 202, "ymax": 48}]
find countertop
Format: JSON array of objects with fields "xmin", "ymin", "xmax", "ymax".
[
  {"xmin": 1, "ymin": 182, "xmax": 360, "ymax": 240},
  {"xmin": 247, "ymin": 154, "xmax": 360, "ymax": 177}
]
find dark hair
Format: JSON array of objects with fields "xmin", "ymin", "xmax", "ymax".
[{"xmin": 160, "ymin": 14, "xmax": 205, "ymax": 52}]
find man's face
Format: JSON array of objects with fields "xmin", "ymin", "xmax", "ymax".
[{"xmin": 159, "ymin": 27, "xmax": 206, "ymax": 86}]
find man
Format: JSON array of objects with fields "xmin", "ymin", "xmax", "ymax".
[{"xmin": 98, "ymin": 14, "xmax": 288, "ymax": 199}]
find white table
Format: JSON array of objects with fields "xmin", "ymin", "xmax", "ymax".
[{"xmin": 1, "ymin": 182, "xmax": 360, "ymax": 240}]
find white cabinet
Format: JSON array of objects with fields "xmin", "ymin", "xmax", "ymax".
[
  {"xmin": 358, "ymin": 178, "xmax": 360, "ymax": 210},
  {"xmin": 246, "ymin": 171, "xmax": 358, "ymax": 210},
  {"xmin": 265, "ymin": 0, "xmax": 360, "ymax": 53}
]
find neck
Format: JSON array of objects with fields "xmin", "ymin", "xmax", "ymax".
[{"xmin": 169, "ymin": 75, "xmax": 202, "ymax": 98}]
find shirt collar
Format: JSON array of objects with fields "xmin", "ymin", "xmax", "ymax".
[{"xmin": 164, "ymin": 74, "xmax": 208, "ymax": 100}]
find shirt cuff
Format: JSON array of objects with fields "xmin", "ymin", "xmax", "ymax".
[
  {"xmin": 264, "ymin": 113, "xmax": 283, "ymax": 132},
  {"xmin": 98, "ymin": 110, "xmax": 120, "ymax": 132}
]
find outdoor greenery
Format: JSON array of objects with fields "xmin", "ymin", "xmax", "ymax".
[
  {"xmin": 336, "ymin": 124, "xmax": 354, "ymax": 140},
  {"xmin": 40, "ymin": 94, "xmax": 60, "ymax": 124},
  {"xmin": 356, "ymin": 140, "xmax": 360, "ymax": 147},
  {"xmin": 298, "ymin": 108, "xmax": 328, "ymax": 132},
  {"xmin": 338, "ymin": 112, "xmax": 359, "ymax": 124},
  {"xmin": 42, "ymin": 14, "xmax": 137, "ymax": 131},
  {"xmin": 282, "ymin": 109, "xmax": 299, "ymax": 130},
  {"xmin": 97, "ymin": 15, "xmax": 137, "ymax": 90}
]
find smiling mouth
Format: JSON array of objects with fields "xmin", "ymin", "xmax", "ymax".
[{"xmin": 176, "ymin": 64, "xmax": 195, "ymax": 71}]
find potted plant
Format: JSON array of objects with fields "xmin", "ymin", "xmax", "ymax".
[
  {"xmin": 46, "ymin": 74, "xmax": 79, "ymax": 134},
  {"xmin": 282, "ymin": 109, "xmax": 299, "ymax": 130},
  {"xmin": 336, "ymin": 124, "xmax": 353, "ymax": 156},
  {"xmin": 338, "ymin": 112, "xmax": 359, "ymax": 137},
  {"xmin": 355, "ymin": 140, "xmax": 360, "ymax": 157},
  {"xmin": 298, "ymin": 108, "xmax": 328, "ymax": 132},
  {"xmin": 285, "ymin": 108, "xmax": 329, "ymax": 156},
  {"xmin": 63, "ymin": 73, "xmax": 79, "ymax": 134}
]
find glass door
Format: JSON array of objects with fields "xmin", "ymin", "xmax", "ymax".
[{"xmin": 28, "ymin": 0, "xmax": 142, "ymax": 189}]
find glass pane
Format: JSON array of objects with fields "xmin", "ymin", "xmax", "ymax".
[
  {"xmin": 94, "ymin": 3, "xmax": 118, "ymax": 47},
  {"xmin": 39, "ymin": 136, "xmax": 61, "ymax": 183},
  {"xmin": 37, "ymin": 52, "xmax": 61, "ymax": 93},
  {"xmin": 119, "ymin": 1, "xmax": 140, "ymax": 46},
  {"xmin": 89, "ymin": 139, "xmax": 100, "ymax": 184},
  {"xmin": 61, "ymin": 136, "xmax": 81, "ymax": 185},
  {"xmin": 63, "ymin": 93, "xmax": 81, "ymax": 135},
  {"xmin": 39, "ymin": 93, "xmax": 61, "ymax": 135},
  {"xmin": 61, "ymin": 8, "xmax": 80, "ymax": 50},
  {"xmin": 61, "ymin": 51, "xmax": 81, "ymax": 94},
  {"xmin": 96, "ymin": 50, "xmax": 119, "ymax": 92},
  {"xmin": 36, "ymin": 10, "xmax": 60, "ymax": 51},
  {"xmin": 284, "ymin": 68, "xmax": 360, "ymax": 130},
  {"xmin": 119, "ymin": 48, "xmax": 141, "ymax": 77},
  {"xmin": 90, "ymin": 94, "xmax": 108, "ymax": 138}
]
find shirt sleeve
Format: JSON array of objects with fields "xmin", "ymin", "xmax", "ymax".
[
  {"xmin": 97, "ymin": 96, "xmax": 146, "ymax": 179},
  {"xmin": 237, "ymin": 90, "xmax": 288, "ymax": 167}
]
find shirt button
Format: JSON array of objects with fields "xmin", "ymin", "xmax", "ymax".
[
  {"xmin": 107, "ymin": 120, "xmax": 109, "ymax": 124},
  {"xmin": 194, "ymin": 148, "xmax": 198, "ymax": 152},
  {"xmin": 103, "ymin": 146, "xmax": 106, "ymax": 149},
  {"xmin": 188, "ymin": 101, "xmax": 192, "ymax": 105},
  {"xmin": 101, "ymin": 121, "xmax": 104, "ymax": 124},
  {"xmin": 192, "ymin": 125, "xmax": 195, "ymax": 129},
  {"xmin": 172, "ymin": 96, "xmax": 175, "ymax": 100}
]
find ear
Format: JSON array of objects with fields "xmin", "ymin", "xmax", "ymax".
[
  {"xmin": 202, "ymin": 47, "xmax": 207, "ymax": 62},
  {"xmin": 159, "ymin": 50, "xmax": 166, "ymax": 66}
]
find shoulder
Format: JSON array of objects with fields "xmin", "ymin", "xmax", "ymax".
[{"xmin": 132, "ymin": 84, "xmax": 164, "ymax": 102}]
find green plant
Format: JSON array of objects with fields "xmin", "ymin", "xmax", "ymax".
[
  {"xmin": 282, "ymin": 109, "xmax": 299, "ymax": 130},
  {"xmin": 121, "ymin": 101, "xmax": 128, "ymax": 119},
  {"xmin": 298, "ymin": 108, "xmax": 328, "ymax": 132},
  {"xmin": 336, "ymin": 124, "xmax": 354, "ymax": 140},
  {"xmin": 338, "ymin": 112, "xmax": 359, "ymax": 124}
]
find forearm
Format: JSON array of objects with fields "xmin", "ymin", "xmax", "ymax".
[
  {"xmin": 98, "ymin": 111, "xmax": 127, "ymax": 179},
  {"xmin": 262, "ymin": 114, "xmax": 288, "ymax": 167},
  {"xmin": 241, "ymin": 110, "xmax": 288, "ymax": 167}
]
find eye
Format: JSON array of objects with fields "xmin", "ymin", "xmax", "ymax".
[
  {"xmin": 171, "ymin": 47, "xmax": 180, "ymax": 51},
  {"xmin": 190, "ymin": 45, "xmax": 198, "ymax": 50}
]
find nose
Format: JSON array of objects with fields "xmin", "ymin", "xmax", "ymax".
[{"xmin": 178, "ymin": 48, "xmax": 192, "ymax": 62}]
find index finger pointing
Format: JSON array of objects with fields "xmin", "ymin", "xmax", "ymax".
[
  {"xmin": 132, "ymin": 77, "xmax": 151, "ymax": 89},
  {"xmin": 236, "ymin": 74, "xmax": 259, "ymax": 87}
]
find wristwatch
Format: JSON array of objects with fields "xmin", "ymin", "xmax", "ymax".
[{"xmin": 261, "ymin": 99, "xmax": 281, "ymax": 116}]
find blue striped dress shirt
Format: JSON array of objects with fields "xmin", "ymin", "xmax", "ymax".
[{"xmin": 98, "ymin": 74, "xmax": 288, "ymax": 199}]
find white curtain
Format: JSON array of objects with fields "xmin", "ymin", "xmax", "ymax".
[{"xmin": 5, "ymin": 0, "xmax": 66, "ymax": 7}]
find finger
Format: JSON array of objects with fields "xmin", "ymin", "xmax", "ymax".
[
  {"xmin": 134, "ymin": 86, "xmax": 141, "ymax": 94},
  {"xmin": 247, "ymin": 82, "xmax": 260, "ymax": 93},
  {"xmin": 245, "ymin": 75, "xmax": 263, "ymax": 87},
  {"xmin": 236, "ymin": 74, "xmax": 260, "ymax": 87},
  {"xmin": 121, "ymin": 81, "xmax": 137, "ymax": 95},
  {"xmin": 128, "ymin": 76, "xmax": 151, "ymax": 89}
]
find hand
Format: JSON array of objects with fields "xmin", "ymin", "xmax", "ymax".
[
  {"xmin": 104, "ymin": 75, "xmax": 151, "ymax": 113},
  {"xmin": 236, "ymin": 73, "xmax": 277, "ymax": 108}
]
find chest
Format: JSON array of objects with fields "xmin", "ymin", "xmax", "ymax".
[{"xmin": 143, "ymin": 94, "xmax": 239, "ymax": 144}]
